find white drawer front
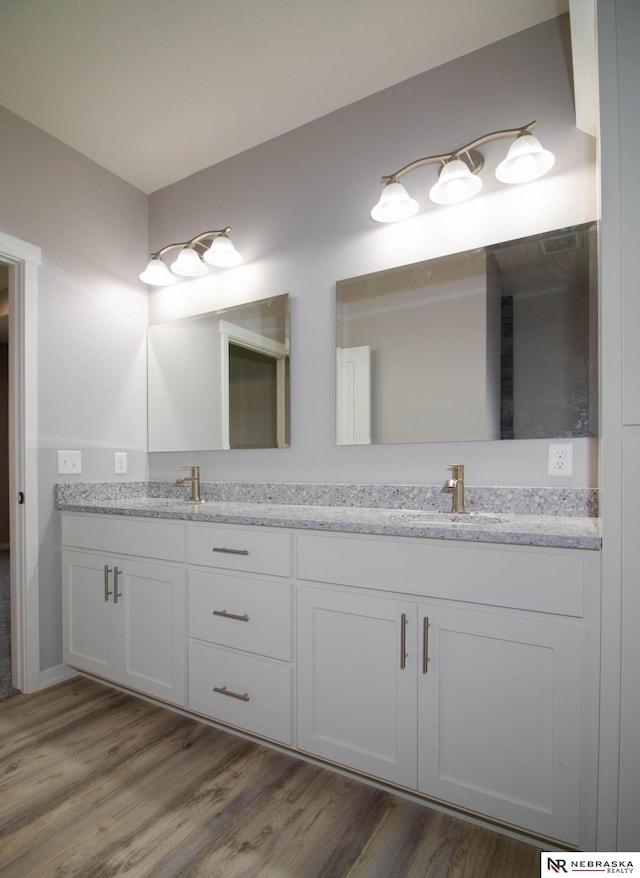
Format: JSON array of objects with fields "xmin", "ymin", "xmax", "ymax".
[
  {"xmin": 188, "ymin": 569, "xmax": 292, "ymax": 660},
  {"xmin": 188, "ymin": 641, "xmax": 293, "ymax": 744},
  {"xmin": 61, "ymin": 513, "xmax": 185, "ymax": 563},
  {"xmin": 188, "ymin": 524, "xmax": 291, "ymax": 577},
  {"xmin": 297, "ymin": 532, "xmax": 586, "ymax": 617}
]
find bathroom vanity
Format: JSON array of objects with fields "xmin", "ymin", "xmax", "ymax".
[{"xmin": 58, "ymin": 485, "xmax": 601, "ymax": 850}]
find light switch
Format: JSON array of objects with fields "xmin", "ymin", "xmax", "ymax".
[
  {"xmin": 114, "ymin": 452, "xmax": 128, "ymax": 474},
  {"xmin": 57, "ymin": 450, "xmax": 82, "ymax": 474}
]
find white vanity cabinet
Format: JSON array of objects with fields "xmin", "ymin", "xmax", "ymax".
[
  {"xmin": 297, "ymin": 531, "xmax": 599, "ymax": 846},
  {"xmin": 186, "ymin": 523, "xmax": 295, "ymax": 745},
  {"xmin": 61, "ymin": 514, "xmax": 187, "ymax": 706}
]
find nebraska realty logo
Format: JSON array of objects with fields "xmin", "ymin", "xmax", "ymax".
[{"xmin": 541, "ymin": 853, "xmax": 639, "ymax": 875}]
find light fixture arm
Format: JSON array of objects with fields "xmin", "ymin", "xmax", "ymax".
[
  {"xmin": 140, "ymin": 225, "xmax": 242, "ymax": 285},
  {"xmin": 380, "ymin": 121, "xmax": 537, "ymax": 183},
  {"xmin": 150, "ymin": 226, "xmax": 232, "ymax": 259}
]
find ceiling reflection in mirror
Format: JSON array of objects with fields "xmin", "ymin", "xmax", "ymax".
[
  {"xmin": 148, "ymin": 294, "xmax": 290, "ymax": 451},
  {"xmin": 336, "ymin": 223, "xmax": 597, "ymax": 444}
]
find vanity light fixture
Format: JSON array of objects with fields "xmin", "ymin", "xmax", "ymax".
[
  {"xmin": 139, "ymin": 227, "xmax": 242, "ymax": 286},
  {"xmin": 370, "ymin": 121, "xmax": 555, "ymax": 222}
]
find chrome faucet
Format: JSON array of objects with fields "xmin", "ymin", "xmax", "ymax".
[
  {"xmin": 442, "ymin": 464, "xmax": 468, "ymax": 514},
  {"xmin": 176, "ymin": 465, "xmax": 204, "ymax": 503}
]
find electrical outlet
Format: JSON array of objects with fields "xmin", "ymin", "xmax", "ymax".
[
  {"xmin": 548, "ymin": 443, "xmax": 573, "ymax": 476},
  {"xmin": 57, "ymin": 450, "xmax": 82, "ymax": 475},
  {"xmin": 114, "ymin": 452, "xmax": 128, "ymax": 474}
]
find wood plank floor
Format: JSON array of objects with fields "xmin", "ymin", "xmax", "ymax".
[{"xmin": 0, "ymin": 677, "xmax": 542, "ymax": 877}]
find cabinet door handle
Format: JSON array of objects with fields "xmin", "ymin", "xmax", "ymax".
[
  {"xmin": 400, "ymin": 612, "xmax": 408, "ymax": 670},
  {"xmin": 212, "ymin": 609, "xmax": 250, "ymax": 622},
  {"xmin": 104, "ymin": 565, "xmax": 113, "ymax": 602},
  {"xmin": 213, "ymin": 685, "xmax": 250, "ymax": 702},
  {"xmin": 422, "ymin": 616, "xmax": 430, "ymax": 675},
  {"xmin": 212, "ymin": 547, "xmax": 250, "ymax": 556},
  {"xmin": 113, "ymin": 567, "xmax": 123, "ymax": 604}
]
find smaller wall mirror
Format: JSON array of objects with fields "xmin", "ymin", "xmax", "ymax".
[
  {"xmin": 148, "ymin": 294, "xmax": 290, "ymax": 451},
  {"xmin": 336, "ymin": 223, "xmax": 598, "ymax": 445}
]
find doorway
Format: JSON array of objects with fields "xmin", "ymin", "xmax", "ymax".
[
  {"xmin": 0, "ymin": 263, "xmax": 13, "ymax": 699},
  {"xmin": 229, "ymin": 343, "xmax": 278, "ymax": 448}
]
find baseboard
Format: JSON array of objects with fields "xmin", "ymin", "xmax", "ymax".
[{"xmin": 39, "ymin": 663, "xmax": 78, "ymax": 690}]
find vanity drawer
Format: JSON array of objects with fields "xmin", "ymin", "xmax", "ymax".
[
  {"xmin": 188, "ymin": 569, "xmax": 292, "ymax": 660},
  {"xmin": 297, "ymin": 532, "xmax": 586, "ymax": 617},
  {"xmin": 61, "ymin": 512, "xmax": 185, "ymax": 563},
  {"xmin": 188, "ymin": 641, "xmax": 293, "ymax": 745},
  {"xmin": 187, "ymin": 524, "xmax": 291, "ymax": 577}
]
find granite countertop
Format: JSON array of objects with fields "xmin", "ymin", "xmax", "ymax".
[{"xmin": 55, "ymin": 485, "xmax": 602, "ymax": 551}]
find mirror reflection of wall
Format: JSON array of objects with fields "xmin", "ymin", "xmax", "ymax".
[
  {"xmin": 148, "ymin": 294, "xmax": 290, "ymax": 452},
  {"xmin": 336, "ymin": 223, "xmax": 597, "ymax": 445}
]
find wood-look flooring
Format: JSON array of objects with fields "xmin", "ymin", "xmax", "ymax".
[{"xmin": 0, "ymin": 677, "xmax": 542, "ymax": 877}]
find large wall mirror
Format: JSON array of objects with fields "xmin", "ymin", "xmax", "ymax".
[
  {"xmin": 336, "ymin": 223, "xmax": 598, "ymax": 444},
  {"xmin": 148, "ymin": 294, "xmax": 290, "ymax": 451}
]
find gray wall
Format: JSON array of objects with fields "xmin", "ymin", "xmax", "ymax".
[
  {"xmin": 147, "ymin": 15, "xmax": 598, "ymax": 488},
  {"xmin": 0, "ymin": 106, "xmax": 149, "ymax": 671}
]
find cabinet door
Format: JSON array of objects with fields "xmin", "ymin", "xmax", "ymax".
[
  {"xmin": 62, "ymin": 550, "xmax": 116, "ymax": 679},
  {"xmin": 115, "ymin": 559, "xmax": 186, "ymax": 706},
  {"xmin": 297, "ymin": 586, "xmax": 417, "ymax": 788},
  {"xmin": 418, "ymin": 604, "xmax": 582, "ymax": 843}
]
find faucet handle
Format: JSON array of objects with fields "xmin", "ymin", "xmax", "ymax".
[
  {"xmin": 448, "ymin": 464, "xmax": 464, "ymax": 479},
  {"xmin": 181, "ymin": 465, "xmax": 199, "ymax": 477}
]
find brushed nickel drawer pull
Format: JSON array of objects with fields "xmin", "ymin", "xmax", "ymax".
[
  {"xmin": 400, "ymin": 612, "xmax": 408, "ymax": 670},
  {"xmin": 113, "ymin": 567, "xmax": 123, "ymax": 604},
  {"xmin": 422, "ymin": 616, "xmax": 430, "ymax": 675},
  {"xmin": 212, "ymin": 547, "xmax": 250, "ymax": 556},
  {"xmin": 213, "ymin": 685, "xmax": 250, "ymax": 702},
  {"xmin": 212, "ymin": 609, "xmax": 250, "ymax": 622},
  {"xmin": 104, "ymin": 565, "xmax": 113, "ymax": 602}
]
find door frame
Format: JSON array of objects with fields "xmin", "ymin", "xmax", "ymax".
[{"xmin": 0, "ymin": 231, "xmax": 40, "ymax": 693}]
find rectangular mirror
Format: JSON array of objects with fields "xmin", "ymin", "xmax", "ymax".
[
  {"xmin": 148, "ymin": 294, "xmax": 290, "ymax": 451},
  {"xmin": 336, "ymin": 223, "xmax": 597, "ymax": 444}
]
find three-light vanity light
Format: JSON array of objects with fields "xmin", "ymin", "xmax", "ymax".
[
  {"xmin": 370, "ymin": 121, "xmax": 555, "ymax": 223},
  {"xmin": 139, "ymin": 227, "xmax": 242, "ymax": 286}
]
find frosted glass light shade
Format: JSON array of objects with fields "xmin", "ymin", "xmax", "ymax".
[
  {"xmin": 429, "ymin": 159, "xmax": 482, "ymax": 205},
  {"xmin": 370, "ymin": 181, "xmax": 419, "ymax": 223},
  {"xmin": 203, "ymin": 235, "xmax": 242, "ymax": 267},
  {"xmin": 139, "ymin": 257, "xmax": 177, "ymax": 286},
  {"xmin": 170, "ymin": 246, "xmax": 208, "ymax": 277},
  {"xmin": 495, "ymin": 134, "xmax": 555, "ymax": 184}
]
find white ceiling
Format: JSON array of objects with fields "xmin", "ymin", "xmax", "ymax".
[{"xmin": 0, "ymin": 0, "xmax": 569, "ymax": 194}]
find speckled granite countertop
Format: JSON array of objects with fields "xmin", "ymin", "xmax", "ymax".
[{"xmin": 55, "ymin": 482, "xmax": 602, "ymax": 551}]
